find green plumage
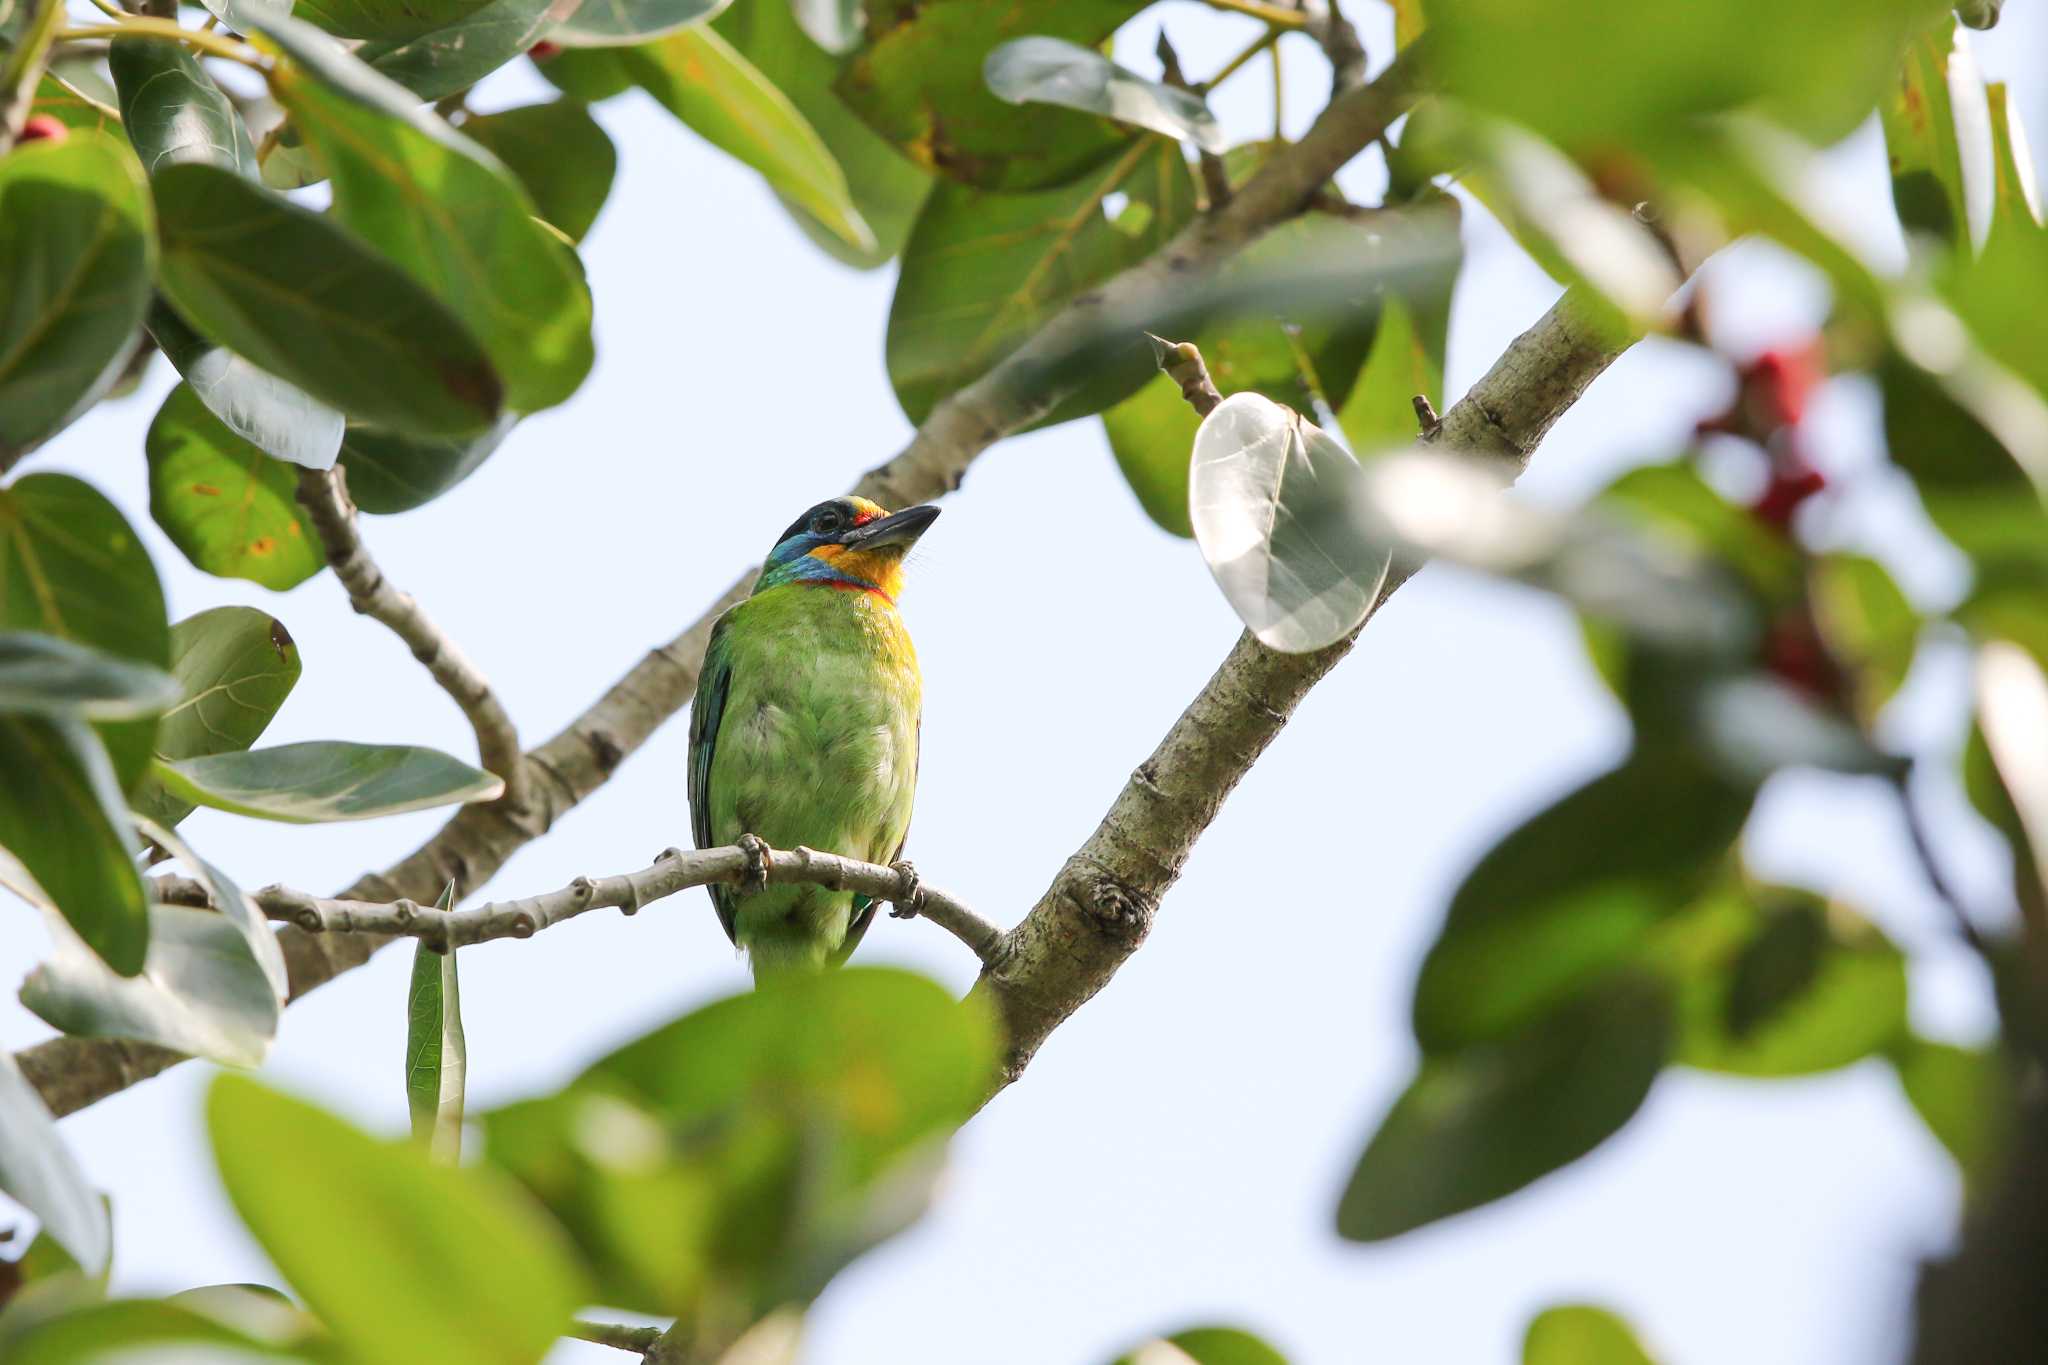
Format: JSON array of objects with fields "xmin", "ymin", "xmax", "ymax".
[{"xmin": 688, "ymin": 573, "xmax": 922, "ymax": 978}]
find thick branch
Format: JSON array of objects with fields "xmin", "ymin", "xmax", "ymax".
[
  {"xmin": 16, "ymin": 55, "xmax": 1425, "ymax": 1118},
  {"xmin": 296, "ymin": 466, "xmax": 529, "ymax": 812},
  {"xmin": 971, "ymin": 290, "xmax": 1633, "ymax": 1089}
]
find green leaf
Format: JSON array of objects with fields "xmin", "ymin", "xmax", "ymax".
[
  {"xmin": 0, "ymin": 633, "xmax": 177, "ymax": 721},
  {"xmin": 626, "ymin": 26, "xmax": 872, "ymax": 252},
  {"xmin": 30, "ymin": 72, "xmax": 121, "ymax": 135},
  {"xmin": 532, "ymin": 44, "xmax": 636, "ymax": 101},
  {"xmin": 207, "ymin": 1074, "xmax": 587, "ymax": 1365},
  {"xmin": 1336, "ymin": 974, "xmax": 1674, "ymax": 1242},
  {"xmin": 406, "ymin": 882, "xmax": 466, "ymax": 1162},
  {"xmin": 1973, "ymin": 641, "xmax": 2048, "ymax": 887},
  {"xmin": 1944, "ymin": 196, "xmax": 2048, "ymax": 408},
  {"xmin": 0, "ymin": 472, "xmax": 170, "ymax": 793},
  {"xmin": 835, "ymin": 0, "xmax": 1146, "ymax": 191},
  {"xmin": 0, "ymin": 131, "xmax": 155, "ymax": 464},
  {"xmin": 484, "ymin": 967, "xmax": 994, "ymax": 1321},
  {"xmin": 0, "ymin": 1295, "xmax": 320, "ymax": 1364},
  {"xmin": 154, "ymin": 740, "xmax": 504, "ymax": 823},
  {"xmin": 266, "ymin": 31, "xmax": 595, "ymax": 415},
  {"xmin": 1809, "ymin": 552, "xmax": 1920, "ymax": 724},
  {"xmin": 336, "ymin": 416, "xmax": 519, "ymax": 514},
  {"xmin": 1101, "ymin": 373, "xmax": 1199, "ymax": 537},
  {"xmin": 147, "ymin": 300, "xmax": 345, "ymax": 472},
  {"xmin": 713, "ymin": 0, "xmax": 930, "ymax": 269},
  {"xmin": 361, "ymin": 0, "xmax": 579, "ymax": 101},
  {"xmin": 1428, "ymin": 0, "xmax": 1949, "ymax": 152},
  {"xmin": 154, "ymin": 162, "xmax": 505, "ymax": 438},
  {"xmin": 1411, "ymin": 755, "xmax": 1755, "ymax": 1051},
  {"xmin": 145, "ymin": 385, "xmax": 326, "ymax": 591},
  {"xmin": 457, "ymin": 100, "xmax": 615, "ymax": 242},
  {"xmin": 134, "ymin": 606, "xmax": 301, "ymax": 827},
  {"xmin": 1878, "ymin": 358, "xmax": 2048, "ymax": 569},
  {"xmin": 137, "ymin": 812, "xmax": 291, "ymax": 1003},
  {"xmin": 1595, "ymin": 461, "xmax": 1804, "ymax": 604},
  {"xmin": 1670, "ymin": 890, "xmax": 1908, "ymax": 1077},
  {"xmin": 1984, "ymin": 84, "xmax": 2042, "ymax": 239},
  {"xmin": 1188, "ymin": 392, "xmax": 1391, "ymax": 653},
  {"xmin": 21, "ymin": 903, "xmax": 281, "ymax": 1068},
  {"xmin": 985, "ymin": 37, "xmax": 1225, "ymax": 152},
  {"xmin": 290, "ymin": 0, "xmax": 491, "ymax": 42},
  {"xmin": 1888, "ymin": 1034, "xmax": 2014, "ymax": 1191},
  {"xmin": 1523, "ymin": 1305, "xmax": 1659, "ymax": 1365},
  {"xmin": 1879, "ymin": 16, "xmax": 1993, "ymax": 252},
  {"xmin": 109, "ymin": 35, "xmax": 259, "ymax": 176},
  {"xmin": 888, "ymin": 136, "xmax": 1193, "ymax": 425},
  {"xmin": 0, "ymin": 1052, "xmax": 109, "ymax": 1276},
  {"xmin": 550, "ymin": 0, "xmax": 727, "ymax": 45},
  {"xmin": 1110, "ymin": 1327, "xmax": 1290, "ymax": 1365},
  {"xmin": 1337, "ymin": 293, "xmax": 1446, "ymax": 454}
]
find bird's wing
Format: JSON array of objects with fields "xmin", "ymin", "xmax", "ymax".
[
  {"xmin": 688, "ymin": 614, "xmax": 740, "ymax": 947},
  {"xmin": 831, "ymin": 716, "xmax": 919, "ymax": 968}
]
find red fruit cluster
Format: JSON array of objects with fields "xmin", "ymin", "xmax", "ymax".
[
  {"xmin": 1751, "ymin": 460, "xmax": 1828, "ymax": 531},
  {"xmin": 1761, "ymin": 609, "xmax": 1842, "ymax": 701},
  {"xmin": 16, "ymin": 115, "xmax": 67, "ymax": 146}
]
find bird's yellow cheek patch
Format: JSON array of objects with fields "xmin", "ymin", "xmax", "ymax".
[{"xmin": 808, "ymin": 544, "xmax": 906, "ymax": 599}]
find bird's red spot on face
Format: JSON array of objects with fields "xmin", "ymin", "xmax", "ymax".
[{"xmin": 846, "ymin": 496, "xmax": 888, "ymax": 527}]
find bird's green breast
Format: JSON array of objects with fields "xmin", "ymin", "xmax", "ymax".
[{"xmin": 694, "ymin": 584, "xmax": 921, "ymax": 972}]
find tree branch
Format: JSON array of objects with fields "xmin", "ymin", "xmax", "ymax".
[
  {"xmin": 14, "ymin": 53, "xmax": 1430, "ymax": 1118},
  {"xmin": 159, "ymin": 844, "xmax": 997, "ymax": 959},
  {"xmin": 296, "ymin": 465, "xmax": 529, "ymax": 812},
  {"xmin": 568, "ymin": 1320, "xmax": 665, "ymax": 1354},
  {"xmin": 971, "ymin": 289, "xmax": 1634, "ymax": 1091}
]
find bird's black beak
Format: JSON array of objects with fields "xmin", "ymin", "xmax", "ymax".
[{"xmin": 841, "ymin": 504, "xmax": 940, "ymax": 550}]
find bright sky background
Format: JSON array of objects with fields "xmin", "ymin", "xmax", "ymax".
[{"xmin": 6, "ymin": 4, "xmax": 2048, "ymax": 1362}]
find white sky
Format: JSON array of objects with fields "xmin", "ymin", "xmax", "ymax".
[{"xmin": 6, "ymin": 3, "xmax": 2047, "ymax": 1362}]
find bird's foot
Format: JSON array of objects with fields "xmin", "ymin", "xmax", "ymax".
[
  {"xmin": 887, "ymin": 859, "xmax": 924, "ymax": 919},
  {"xmin": 738, "ymin": 833, "xmax": 772, "ymax": 894}
]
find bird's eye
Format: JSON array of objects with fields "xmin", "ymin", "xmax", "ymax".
[{"xmin": 811, "ymin": 509, "xmax": 844, "ymax": 534}]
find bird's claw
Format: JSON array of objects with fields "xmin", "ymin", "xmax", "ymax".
[
  {"xmin": 887, "ymin": 859, "xmax": 923, "ymax": 919},
  {"xmin": 738, "ymin": 833, "xmax": 771, "ymax": 894}
]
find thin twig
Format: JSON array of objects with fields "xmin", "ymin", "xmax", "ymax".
[
  {"xmin": 54, "ymin": 20, "xmax": 265, "ymax": 66},
  {"xmin": 1412, "ymin": 393, "xmax": 1441, "ymax": 436},
  {"xmin": 157, "ymin": 843, "xmax": 1004, "ymax": 963},
  {"xmin": 1156, "ymin": 30, "xmax": 1231, "ymax": 209},
  {"xmin": 1894, "ymin": 765, "xmax": 1993, "ymax": 953},
  {"xmin": 1197, "ymin": 0, "xmax": 1309, "ymax": 28},
  {"xmin": 1145, "ymin": 335, "xmax": 1224, "ymax": 416},
  {"xmin": 1200, "ymin": 26, "xmax": 1282, "ymax": 93},
  {"xmin": 296, "ymin": 466, "xmax": 531, "ymax": 813},
  {"xmin": 1305, "ymin": 0, "xmax": 1367, "ymax": 96},
  {"xmin": 568, "ymin": 1320, "xmax": 665, "ymax": 1353},
  {"xmin": 1270, "ymin": 36, "xmax": 1285, "ymax": 137}
]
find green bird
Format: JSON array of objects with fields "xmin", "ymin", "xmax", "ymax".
[{"xmin": 688, "ymin": 495, "xmax": 940, "ymax": 978}]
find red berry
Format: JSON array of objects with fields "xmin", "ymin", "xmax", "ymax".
[
  {"xmin": 1762, "ymin": 610, "xmax": 1841, "ymax": 701},
  {"xmin": 1741, "ymin": 341, "xmax": 1826, "ymax": 429},
  {"xmin": 1751, "ymin": 459, "xmax": 1827, "ymax": 532},
  {"xmin": 16, "ymin": 115, "xmax": 67, "ymax": 146},
  {"xmin": 529, "ymin": 39, "xmax": 561, "ymax": 60}
]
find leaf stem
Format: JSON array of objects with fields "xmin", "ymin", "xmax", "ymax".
[
  {"xmin": 0, "ymin": 0, "xmax": 70, "ymax": 152},
  {"xmin": 54, "ymin": 21, "xmax": 268, "ymax": 68},
  {"xmin": 1198, "ymin": 0, "xmax": 1309, "ymax": 29},
  {"xmin": 1200, "ymin": 26, "xmax": 1282, "ymax": 93},
  {"xmin": 1271, "ymin": 36, "xmax": 1286, "ymax": 137}
]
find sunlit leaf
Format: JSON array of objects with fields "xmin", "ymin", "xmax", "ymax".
[
  {"xmin": 154, "ymin": 741, "xmax": 503, "ymax": 823},
  {"xmin": 1110, "ymin": 1326, "xmax": 1290, "ymax": 1365},
  {"xmin": 0, "ymin": 1052, "xmax": 109, "ymax": 1276},
  {"xmin": 985, "ymin": 37, "xmax": 1224, "ymax": 152},
  {"xmin": 0, "ymin": 131, "xmax": 154, "ymax": 463},
  {"xmin": 1984, "ymin": 85, "xmax": 2042, "ymax": 239},
  {"xmin": 627, "ymin": 26, "xmax": 871, "ymax": 251},
  {"xmin": 145, "ymin": 385, "xmax": 326, "ymax": 591},
  {"xmin": 208, "ymin": 1075, "xmax": 587, "ymax": 1365},
  {"xmin": 1337, "ymin": 974, "xmax": 1673, "ymax": 1242},
  {"xmin": 109, "ymin": 35, "xmax": 258, "ymax": 176},
  {"xmin": 1190, "ymin": 392, "xmax": 1390, "ymax": 653},
  {"xmin": 1523, "ymin": 1305, "xmax": 1659, "ymax": 1365},
  {"xmin": 1888, "ymin": 1033, "xmax": 2014, "ymax": 1192},
  {"xmin": 1809, "ymin": 553, "xmax": 1920, "ymax": 724},
  {"xmin": 1337, "ymin": 293, "xmax": 1446, "ymax": 454},
  {"xmin": 0, "ymin": 1295, "xmax": 318, "ymax": 1364},
  {"xmin": 1879, "ymin": 16, "xmax": 1993, "ymax": 252}
]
